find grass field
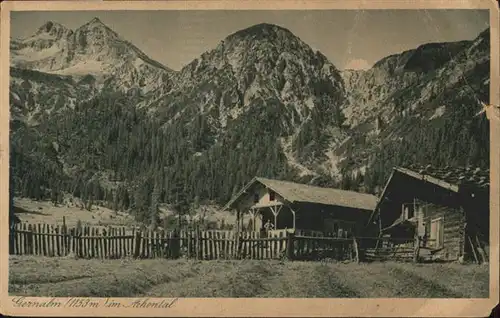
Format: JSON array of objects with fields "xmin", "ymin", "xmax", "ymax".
[
  {"xmin": 13, "ymin": 197, "xmax": 235, "ymax": 229},
  {"xmin": 9, "ymin": 256, "xmax": 489, "ymax": 298},
  {"xmin": 13, "ymin": 197, "xmax": 137, "ymax": 228}
]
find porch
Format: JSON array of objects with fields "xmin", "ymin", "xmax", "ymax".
[
  {"xmin": 240, "ymin": 203, "xmax": 360, "ymax": 239},
  {"xmin": 244, "ymin": 202, "xmax": 296, "ymax": 232}
]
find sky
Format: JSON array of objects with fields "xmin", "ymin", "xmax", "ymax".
[{"xmin": 10, "ymin": 10, "xmax": 490, "ymax": 71}]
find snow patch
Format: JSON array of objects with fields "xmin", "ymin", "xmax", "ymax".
[
  {"xmin": 133, "ymin": 57, "xmax": 144, "ymax": 69},
  {"xmin": 430, "ymin": 105, "xmax": 446, "ymax": 120},
  {"xmin": 304, "ymin": 96, "xmax": 315, "ymax": 109},
  {"xmin": 229, "ymin": 104, "xmax": 244, "ymax": 120},
  {"xmin": 243, "ymin": 80, "xmax": 260, "ymax": 106},
  {"xmin": 321, "ymin": 148, "xmax": 342, "ymax": 177},
  {"xmin": 67, "ymin": 97, "xmax": 76, "ymax": 109},
  {"xmin": 50, "ymin": 60, "xmax": 106, "ymax": 77},
  {"xmin": 12, "ymin": 45, "xmax": 61, "ymax": 62},
  {"xmin": 11, "ymin": 92, "xmax": 21, "ymax": 103}
]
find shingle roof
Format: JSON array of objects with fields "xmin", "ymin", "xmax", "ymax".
[
  {"xmin": 367, "ymin": 164, "xmax": 490, "ymax": 227},
  {"xmin": 225, "ymin": 177, "xmax": 378, "ymax": 211},
  {"xmin": 400, "ymin": 164, "xmax": 490, "ymax": 190}
]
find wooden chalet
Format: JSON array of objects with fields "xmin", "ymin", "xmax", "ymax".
[
  {"xmin": 225, "ymin": 177, "xmax": 378, "ymax": 237},
  {"xmin": 367, "ymin": 165, "xmax": 490, "ymax": 263}
]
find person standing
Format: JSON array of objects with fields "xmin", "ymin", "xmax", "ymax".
[{"xmin": 264, "ymin": 219, "xmax": 274, "ymax": 232}]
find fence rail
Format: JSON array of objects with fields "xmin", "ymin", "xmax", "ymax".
[{"xmin": 9, "ymin": 223, "xmax": 420, "ymax": 262}]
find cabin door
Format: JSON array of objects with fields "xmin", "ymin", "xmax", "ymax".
[
  {"xmin": 416, "ymin": 204, "xmax": 425, "ymax": 237},
  {"xmin": 430, "ymin": 217, "xmax": 444, "ymax": 249}
]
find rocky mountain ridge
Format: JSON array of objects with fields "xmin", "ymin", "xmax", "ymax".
[
  {"xmin": 11, "ymin": 18, "xmax": 174, "ymax": 94},
  {"xmin": 9, "ymin": 19, "xmax": 490, "ymax": 220}
]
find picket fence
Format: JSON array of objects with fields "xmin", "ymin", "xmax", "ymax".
[{"xmin": 9, "ymin": 223, "xmax": 420, "ymax": 262}]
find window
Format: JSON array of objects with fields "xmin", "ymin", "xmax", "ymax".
[
  {"xmin": 402, "ymin": 202, "xmax": 419, "ymax": 220},
  {"xmin": 269, "ymin": 190, "xmax": 276, "ymax": 201},
  {"xmin": 430, "ymin": 217, "xmax": 444, "ymax": 249},
  {"xmin": 416, "ymin": 205, "xmax": 426, "ymax": 236},
  {"xmin": 407, "ymin": 206, "xmax": 414, "ymax": 219},
  {"xmin": 253, "ymin": 193, "xmax": 259, "ymax": 203}
]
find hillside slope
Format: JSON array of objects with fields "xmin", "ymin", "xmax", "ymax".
[{"xmin": 9, "ymin": 20, "xmax": 490, "ymax": 224}]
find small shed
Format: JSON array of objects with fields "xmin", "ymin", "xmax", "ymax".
[
  {"xmin": 225, "ymin": 177, "xmax": 377, "ymax": 237},
  {"xmin": 366, "ymin": 165, "xmax": 490, "ymax": 263}
]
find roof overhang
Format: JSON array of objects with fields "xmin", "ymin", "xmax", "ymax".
[
  {"xmin": 224, "ymin": 177, "xmax": 376, "ymax": 212},
  {"xmin": 394, "ymin": 167, "xmax": 460, "ymax": 193},
  {"xmin": 223, "ymin": 177, "xmax": 292, "ymax": 211}
]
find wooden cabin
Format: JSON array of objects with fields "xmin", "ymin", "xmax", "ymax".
[
  {"xmin": 225, "ymin": 177, "xmax": 378, "ymax": 237},
  {"xmin": 366, "ymin": 165, "xmax": 490, "ymax": 263}
]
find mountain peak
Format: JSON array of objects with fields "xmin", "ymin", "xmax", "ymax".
[
  {"xmin": 88, "ymin": 17, "xmax": 105, "ymax": 25},
  {"xmin": 78, "ymin": 16, "xmax": 112, "ymax": 32},
  {"xmin": 227, "ymin": 22, "xmax": 295, "ymax": 41},
  {"xmin": 35, "ymin": 21, "xmax": 72, "ymax": 37},
  {"xmin": 251, "ymin": 22, "xmax": 289, "ymax": 31}
]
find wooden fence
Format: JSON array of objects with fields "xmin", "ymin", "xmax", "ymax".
[
  {"xmin": 9, "ymin": 223, "xmax": 420, "ymax": 262},
  {"xmin": 356, "ymin": 236, "xmax": 420, "ymax": 262}
]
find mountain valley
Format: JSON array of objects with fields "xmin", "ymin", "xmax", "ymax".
[{"xmin": 9, "ymin": 19, "xmax": 490, "ymax": 225}]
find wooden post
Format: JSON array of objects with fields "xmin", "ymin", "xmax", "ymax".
[
  {"xmin": 51, "ymin": 225, "xmax": 57, "ymax": 257},
  {"xmin": 102, "ymin": 228, "xmax": 107, "ymax": 258},
  {"xmin": 88, "ymin": 227, "xmax": 93, "ymax": 258},
  {"xmin": 77, "ymin": 226, "xmax": 83, "ymax": 258},
  {"xmin": 133, "ymin": 230, "xmax": 141, "ymax": 259},
  {"xmin": 68, "ymin": 228, "xmax": 73, "ymax": 256},
  {"xmin": 14, "ymin": 224, "xmax": 20, "ymax": 255},
  {"xmin": 270, "ymin": 205, "xmax": 283, "ymax": 230},
  {"xmin": 196, "ymin": 228, "xmax": 201, "ymax": 260},
  {"xmin": 236, "ymin": 232, "xmax": 244, "ymax": 259},
  {"xmin": 236, "ymin": 209, "xmax": 240, "ymax": 233},
  {"xmin": 353, "ymin": 237, "xmax": 360, "ymax": 263},
  {"xmin": 122, "ymin": 227, "xmax": 127, "ymax": 258},
  {"xmin": 251, "ymin": 210, "xmax": 256, "ymax": 232},
  {"xmin": 248, "ymin": 209, "xmax": 255, "ymax": 232},
  {"xmin": 9, "ymin": 223, "xmax": 14, "ymax": 255},
  {"xmin": 235, "ymin": 209, "xmax": 240, "ymax": 259},
  {"xmin": 286, "ymin": 232, "xmax": 295, "ymax": 260},
  {"xmin": 81, "ymin": 226, "xmax": 86, "ymax": 259},
  {"xmin": 172, "ymin": 229, "xmax": 180, "ymax": 259},
  {"xmin": 117, "ymin": 227, "xmax": 121, "ymax": 258},
  {"xmin": 270, "ymin": 206, "xmax": 277, "ymax": 230},
  {"xmin": 289, "ymin": 207, "xmax": 297, "ymax": 230},
  {"xmin": 92, "ymin": 227, "xmax": 97, "ymax": 258},
  {"xmin": 62, "ymin": 220, "xmax": 68, "ymax": 256},
  {"xmin": 468, "ymin": 236, "xmax": 480, "ymax": 264},
  {"xmin": 474, "ymin": 235, "xmax": 488, "ymax": 264},
  {"xmin": 187, "ymin": 231, "xmax": 192, "ymax": 259},
  {"xmin": 33, "ymin": 224, "xmax": 39, "ymax": 255},
  {"xmin": 27, "ymin": 224, "xmax": 33, "ymax": 255},
  {"xmin": 56, "ymin": 225, "xmax": 62, "ymax": 256},
  {"xmin": 413, "ymin": 236, "xmax": 420, "ymax": 263},
  {"xmin": 62, "ymin": 216, "xmax": 66, "ymax": 256}
]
